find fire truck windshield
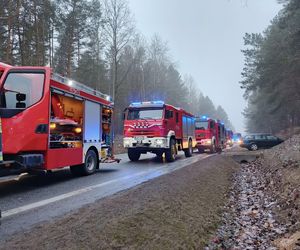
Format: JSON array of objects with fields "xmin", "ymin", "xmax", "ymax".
[
  {"xmin": 0, "ymin": 72, "xmax": 44, "ymax": 109},
  {"xmin": 127, "ymin": 108, "xmax": 163, "ymax": 120},
  {"xmin": 195, "ymin": 120, "xmax": 208, "ymax": 130}
]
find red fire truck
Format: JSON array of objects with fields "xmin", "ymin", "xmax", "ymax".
[
  {"xmin": 123, "ymin": 101, "xmax": 196, "ymax": 162},
  {"xmin": 0, "ymin": 62, "xmax": 117, "ymax": 178},
  {"xmin": 195, "ymin": 116, "xmax": 225, "ymax": 153},
  {"xmin": 226, "ymin": 129, "xmax": 234, "ymax": 147},
  {"xmin": 218, "ymin": 120, "xmax": 227, "ymax": 149}
]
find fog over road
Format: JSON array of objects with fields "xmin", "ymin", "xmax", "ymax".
[{"xmin": 0, "ymin": 151, "xmax": 212, "ymax": 242}]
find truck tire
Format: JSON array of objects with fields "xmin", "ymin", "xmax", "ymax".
[
  {"xmin": 70, "ymin": 149, "xmax": 98, "ymax": 176},
  {"xmin": 184, "ymin": 139, "xmax": 193, "ymax": 157},
  {"xmin": 128, "ymin": 149, "xmax": 141, "ymax": 161},
  {"xmin": 165, "ymin": 139, "xmax": 176, "ymax": 162}
]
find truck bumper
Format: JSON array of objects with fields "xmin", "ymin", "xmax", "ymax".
[
  {"xmin": 0, "ymin": 154, "xmax": 44, "ymax": 177},
  {"xmin": 196, "ymin": 139, "xmax": 213, "ymax": 150},
  {"xmin": 123, "ymin": 137, "xmax": 169, "ymax": 149}
]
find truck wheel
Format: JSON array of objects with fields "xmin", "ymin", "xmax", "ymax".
[
  {"xmin": 70, "ymin": 149, "xmax": 98, "ymax": 176},
  {"xmin": 184, "ymin": 139, "xmax": 193, "ymax": 157},
  {"xmin": 250, "ymin": 143, "xmax": 258, "ymax": 151},
  {"xmin": 165, "ymin": 139, "xmax": 176, "ymax": 162},
  {"xmin": 128, "ymin": 149, "xmax": 141, "ymax": 161}
]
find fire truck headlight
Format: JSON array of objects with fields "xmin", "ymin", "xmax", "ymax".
[
  {"xmin": 202, "ymin": 139, "xmax": 212, "ymax": 145},
  {"xmin": 74, "ymin": 127, "xmax": 82, "ymax": 134},
  {"xmin": 50, "ymin": 123, "xmax": 56, "ymax": 130},
  {"xmin": 156, "ymin": 139, "xmax": 164, "ymax": 145},
  {"xmin": 123, "ymin": 138, "xmax": 131, "ymax": 147}
]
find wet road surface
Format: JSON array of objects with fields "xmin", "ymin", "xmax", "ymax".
[{"xmin": 0, "ymin": 151, "xmax": 212, "ymax": 241}]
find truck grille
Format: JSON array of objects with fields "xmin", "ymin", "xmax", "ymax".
[
  {"xmin": 198, "ymin": 133, "xmax": 206, "ymax": 138},
  {"xmin": 132, "ymin": 130, "xmax": 156, "ymax": 137}
]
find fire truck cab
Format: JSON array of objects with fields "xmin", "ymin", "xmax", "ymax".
[
  {"xmin": 218, "ymin": 121, "xmax": 227, "ymax": 149},
  {"xmin": 195, "ymin": 116, "xmax": 223, "ymax": 153},
  {"xmin": 123, "ymin": 101, "xmax": 196, "ymax": 162},
  {"xmin": 0, "ymin": 62, "xmax": 115, "ymax": 178}
]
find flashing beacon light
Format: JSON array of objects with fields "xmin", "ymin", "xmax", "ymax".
[
  {"xmin": 201, "ymin": 115, "xmax": 208, "ymax": 120},
  {"xmin": 152, "ymin": 101, "xmax": 164, "ymax": 105},
  {"xmin": 131, "ymin": 102, "xmax": 142, "ymax": 106},
  {"xmin": 131, "ymin": 101, "xmax": 165, "ymax": 106}
]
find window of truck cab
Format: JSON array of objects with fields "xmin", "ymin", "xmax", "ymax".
[
  {"xmin": 127, "ymin": 108, "xmax": 163, "ymax": 120},
  {"xmin": 0, "ymin": 71, "xmax": 45, "ymax": 109},
  {"xmin": 195, "ymin": 120, "xmax": 208, "ymax": 130}
]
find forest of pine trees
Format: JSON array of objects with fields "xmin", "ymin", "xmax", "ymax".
[
  {"xmin": 0, "ymin": 0, "xmax": 234, "ymax": 133},
  {"xmin": 241, "ymin": 0, "xmax": 300, "ymax": 134}
]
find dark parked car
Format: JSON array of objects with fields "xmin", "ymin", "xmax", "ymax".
[{"xmin": 240, "ymin": 133, "xmax": 284, "ymax": 151}]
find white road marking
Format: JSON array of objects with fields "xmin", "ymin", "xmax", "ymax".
[{"xmin": 1, "ymin": 154, "xmax": 212, "ymax": 219}]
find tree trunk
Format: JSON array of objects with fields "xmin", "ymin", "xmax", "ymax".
[{"xmin": 6, "ymin": 0, "xmax": 13, "ymax": 64}]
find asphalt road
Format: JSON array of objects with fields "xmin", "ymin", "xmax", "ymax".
[{"xmin": 0, "ymin": 151, "xmax": 212, "ymax": 241}]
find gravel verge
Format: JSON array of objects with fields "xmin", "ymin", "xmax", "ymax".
[{"xmin": 208, "ymin": 135, "xmax": 300, "ymax": 250}]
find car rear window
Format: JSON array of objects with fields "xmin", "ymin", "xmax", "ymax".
[{"xmin": 255, "ymin": 135, "xmax": 266, "ymax": 140}]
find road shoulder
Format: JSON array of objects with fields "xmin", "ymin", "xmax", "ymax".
[{"xmin": 0, "ymin": 155, "xmax": 239, "ymax": 250}]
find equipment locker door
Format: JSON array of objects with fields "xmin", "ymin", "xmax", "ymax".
[{"xmin": 84, "ymin": 101, "xmax": 101, "ymax": 143}]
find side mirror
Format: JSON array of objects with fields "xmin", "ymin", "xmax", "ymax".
[
  {"xmin": 16, "ymin": 93, "xmax": 26, "ymax": 102},
  {"xmin": 16, "ymin": 102, "xmax": 26, "ymax": 108},
  {"xmin": 16, "ymin": 93, "xmax": 26, "ymax": 109}
]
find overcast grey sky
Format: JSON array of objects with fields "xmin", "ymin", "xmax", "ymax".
[{"xmin": 128, "ymin": 0, "xmax": 282, "ymax": 133}]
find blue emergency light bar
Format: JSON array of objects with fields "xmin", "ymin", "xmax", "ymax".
[{"xmin": 130, "ymin": 101, "xmax": 165, "ymax": 106}]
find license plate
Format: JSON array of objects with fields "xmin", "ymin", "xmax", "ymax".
[{"xmin": 134, "ymin": 136, "xmax": 144, "ymax": 142}]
